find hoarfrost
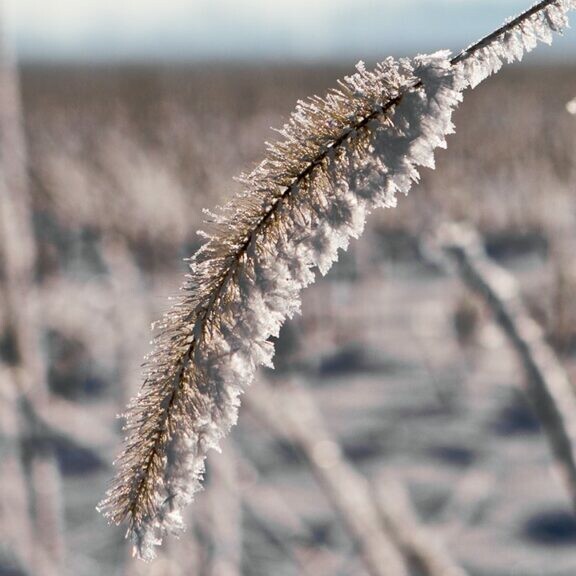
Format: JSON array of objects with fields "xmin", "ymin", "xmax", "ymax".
[
  {"xmin": 99, "ymin": 0, "xmax": 576, "ymax": 561},
  {"xmin": 457, "ymin": 0, "xmax": 576, "ymax": 88}
]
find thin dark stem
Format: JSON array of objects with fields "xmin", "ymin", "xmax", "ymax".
[{"xmin": 451, "ymin": 0, "xmax": 559, "ymax": 65}]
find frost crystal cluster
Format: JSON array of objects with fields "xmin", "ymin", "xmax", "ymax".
[
  {"xmin": 453, "ymin": 0, "xmax": 576, "ymax": 87},
  {"xmin": 99, "ymin": 0, "xmax": 576, "ymax": 560}
]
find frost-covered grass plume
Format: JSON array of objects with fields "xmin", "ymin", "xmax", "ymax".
[{"xmin": 98, "ymin": 0, "xmax": 576, "ymax": 560}]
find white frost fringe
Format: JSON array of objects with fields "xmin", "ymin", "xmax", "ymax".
[
  {"xmin": 145, "ymin": 52, "xmax": 464, "ymax": 561},
  {"xmin": 457, "ymin": 0, "xmax": 576, "ymax": 87}
]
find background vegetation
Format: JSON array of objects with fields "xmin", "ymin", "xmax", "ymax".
[{"xmin": 3, "ymin": 59, "xmax": 576, "ymax": 575}]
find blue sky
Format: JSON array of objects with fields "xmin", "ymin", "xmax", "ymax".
[{"xmin": 5, "ymin": 0, "xmax": 576, "ymax": 62}]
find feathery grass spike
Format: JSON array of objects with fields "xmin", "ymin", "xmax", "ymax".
[{"xmin": 99, "ymin": 0, "xmax": 576, "ymax": 560}]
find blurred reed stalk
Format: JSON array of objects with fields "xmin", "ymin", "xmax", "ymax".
[
  {"xmin": 0, "ymin": 375, "xmax": 34, "ymax": 574},
  {"xmin": 206, "ymin": 442, "xmax": 242, "ymax": 576},
  {"xmin": 247, "ymin": 378, "xmax": 469, "ymax": 576},
  {"xmin": 100, "ymin": 235, "xmax": 152, "ymax": 405},
  {"xmin": 0, "ymin": 10, "xmax": 65, "ymax": 575},
  {"xmin": 373, "ymin": 477, "xmax": 469, "ymax": 576},
  {"xmin": 440, "ymin": 224, "xmax": 576, "ymax": 510},
  {"xmin": 543, "ymin": 223, "xmax": 576, "ymax": 355},
  {"xmin": 238, "ymin": 456, "xmax": 345, "ymax": 575}
]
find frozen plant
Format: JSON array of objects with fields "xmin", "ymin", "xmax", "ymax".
[{"xmin": 98, "ymin": 0, "xmax": 576, "ymax": 560}]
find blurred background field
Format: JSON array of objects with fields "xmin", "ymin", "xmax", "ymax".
[{"xmin": 0, "ymin": 59, "xmax": 575, "ymax": 576}]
